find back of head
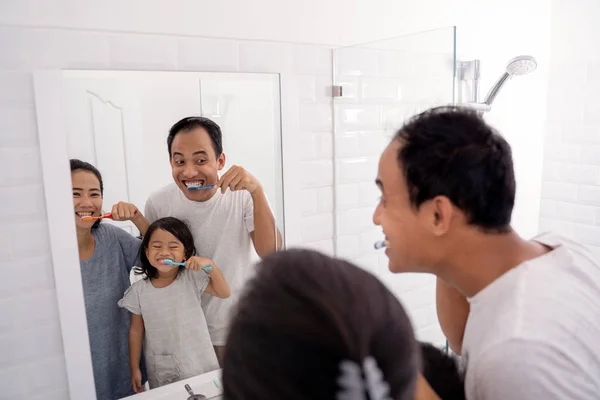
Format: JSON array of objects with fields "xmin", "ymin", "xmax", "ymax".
[
  {"xmin": 419, "ymin": 342, "xmax": 465, "ymax": 400},
  {"xmin": 396, "ymin": 106, "xmax": 515, "ymax": 233},
  {"xmin": 223, "ymin": 249, "xmax": 419, "ymax": 400}
]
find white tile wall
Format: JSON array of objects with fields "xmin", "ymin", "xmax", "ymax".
[
  {"xmin": 178, "ymin": 38, "xmax": 240, "ymax": 72},
  {"xmin": 331, "ymin": 44, "xmax": 455, "ymax": 347},
  {"xmin": 540, "ymin": 0, "xmax": 600, "ymax": 259}
]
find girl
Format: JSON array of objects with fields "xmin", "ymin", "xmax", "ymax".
[
  {"xmin": 119, "ymin": 217, "xmax": 230, "ymax": 391},
  {"xmin": 222, "ymin": 249, "xmax": 425, "ymax": 400},
  {"xmin": 71, "ymin": 159, "xmax": 150, "ymax": 400}
]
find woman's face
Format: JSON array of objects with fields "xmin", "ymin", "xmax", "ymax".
[
  {"xmin": 145, "ymin": 228, "xmax": 186, "ymax": 273},
  {"xmin": 72, "ymin": 170, "xmax": 103, "ymax": 230}
]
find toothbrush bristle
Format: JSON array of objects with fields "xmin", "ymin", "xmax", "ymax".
[{"xmin": 374, "ymin": 240, "xmax": 388, "ymax": 249}]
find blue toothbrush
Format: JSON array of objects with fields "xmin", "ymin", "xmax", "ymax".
[
  {"xmin": 374, "ymin": 240, "xmax": 388, "ymax": 249},
  {"xmin": 163, "ymin": 259, "xmax": 213, "ymax": 271},
  {"xmin": 186, "ymin": 184, "xmax": 216, "ymax": 191}
]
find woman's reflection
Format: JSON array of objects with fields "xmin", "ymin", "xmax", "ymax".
[{"xmin": 71, "ymin": 159, "xmax": 149, "ymax": 399}]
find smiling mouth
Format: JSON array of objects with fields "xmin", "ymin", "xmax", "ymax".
[
  {"xmin": 182, "ymin": 180, "xmax": 205, "ymax": 188},
  {"xmin": 75, "ymin": 212, "xmax": 94, "ymax": 218}
]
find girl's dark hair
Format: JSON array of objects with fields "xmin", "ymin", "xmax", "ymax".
[
  {"xmin": 222, "ymin": 249, "xmax": 420, "ymax": 400},
  {"xmin": 134, "ymin": 217, "xmax": 197, "ymax": 280},
  {"xmin": 70, "ymin": 159, "xmax": 104, "ymax": 229},
  {"xmin": 420, "ymin": 342, "xmax": 465, "ymax": 400}
]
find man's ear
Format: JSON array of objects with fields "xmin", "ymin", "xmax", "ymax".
[
  {"xmin": 421, "ymin": 196, "xmax": 454, "ymax": 236},
  {"xmin": 217, "ymin": 152, "xmax": 226, "ymax": 171}
]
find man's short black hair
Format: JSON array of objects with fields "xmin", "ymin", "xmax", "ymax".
[
  {"xmin": 167, "ymin": 116, "xmax": 223, "ymax": 158},
  {"xmin": 396, "ymin": 106, "xmax": 515, "ymax": 233}
]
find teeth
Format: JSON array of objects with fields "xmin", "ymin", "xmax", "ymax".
[
  {"xmin": 185, "ymin": 180, "xmax": 204, "ymax": 187},
  {"xmin": 76, "ymin": 212, "xmax": 93, "ymax": 217}
]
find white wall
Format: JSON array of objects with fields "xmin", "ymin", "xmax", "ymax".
[
  {"xmin": 540, "ymin": 0, "xmax": 600, "ymax": 260},
  {"xmin": 0, "ymin": 1, "xmax": 552, "ymax": 398}
]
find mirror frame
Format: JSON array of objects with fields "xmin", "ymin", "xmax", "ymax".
[{"xmin": 34, "ymin": 67, "xmax": 298, "ymax": 399}]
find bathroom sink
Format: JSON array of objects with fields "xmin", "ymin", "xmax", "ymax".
[{"xmin": 120, "ymin": 369, "xmax": 223, "ymax": 400}]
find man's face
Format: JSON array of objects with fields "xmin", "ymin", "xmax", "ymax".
[
  {"xmin": 373, "ymin": 140, "xmax": 438, "ymax": 273},
  {"xmin": 170, "ymin": 127, "xmax": 225, "ymax": 202}
]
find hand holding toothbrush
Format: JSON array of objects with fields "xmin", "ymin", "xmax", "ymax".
[
  {"xmin": 185, "ymin": 256, "xmax": 215, "ymax": 272},
  {"xmin": 218, "ymin": 165, "xmax": 261, "ymax": 195},
  {"xmin": 80, "ymin": 201, "xmax": 151, "ymax": 236},
  {"xmin": 111, "ymin": 201, "xmax": 146, "ymax": 222}
]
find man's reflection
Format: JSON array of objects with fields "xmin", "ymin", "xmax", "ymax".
[{"xmin": 144, "ymin": 117, "xmax": 282, "ymax": 363}]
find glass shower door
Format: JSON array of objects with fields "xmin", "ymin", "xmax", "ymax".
[{"xmin": 332, "ymin": 27, "xmax": 456, "ymax": 348}]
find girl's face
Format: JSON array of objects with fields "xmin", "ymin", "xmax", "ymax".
[
  {"xmin": 72, "ymin": 170, "xmax": 103, "ymax": 230},
  {"xmin": 145, "ymin": 228, "xmax": 186, "ymax": 273}
]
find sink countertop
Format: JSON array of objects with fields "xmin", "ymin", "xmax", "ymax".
[{"xmin": 121, "ymin": 369, "xmax": 223, "ymax": 400}]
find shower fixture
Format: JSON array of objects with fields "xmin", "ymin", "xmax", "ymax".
[{"xmin": 457, "ymin": 55, "xmax": 538, "ymax": 113}]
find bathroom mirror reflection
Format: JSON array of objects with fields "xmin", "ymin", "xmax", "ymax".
[{"xmin": 35, "ymin": 70, "xmax": 284, "ymax": 399}]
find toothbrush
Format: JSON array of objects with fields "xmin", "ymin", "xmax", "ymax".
[
  {"xmin": 374, "ymin": 240, "xmax": 389, "ymax": 249},
  {"xmin": 81, "ymin": 210, "xmax": 138, "ymax": 222},
  {"xmin": 187, "ymin": 184, "xmax": 216, "ymax": 191},
  {"xmin": 162, "ymin": 259, "xmax": 213, "ymax": 271}
]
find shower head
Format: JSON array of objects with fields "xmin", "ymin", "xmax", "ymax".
[
  {"xmin": 483, "ymin": 55, "xmax": 537, "ymax": 106},
  {"xmin": 505, "ymin": 55, "xmax": 537, "ymax": 76}
]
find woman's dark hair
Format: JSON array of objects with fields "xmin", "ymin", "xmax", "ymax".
[
  {"xmin": 167, "ymin": 116, "xmax": 223, "ymax": 158},
  {"xmin": 222, "ymin": 249, "xmax": 420, "ymax": 400},
  {"xmin": 419, "ymin": 342, "xmax": 465, "ymax": 400},
  {"xmin": 134, "ymin": 217, "xmax": 197, "ymax": 280},
  {"xmin": 396, "ymin": 106, "xmax": 515, "ymax": 233},
  {"xmin": 70, "ymin": 159, "xmax": 104, "ymax": 229}
]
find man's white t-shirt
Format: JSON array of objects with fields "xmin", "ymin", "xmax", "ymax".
[
  {"xmin": 145, "ymin": 183, "xmax": 257, "ymax": 345},
  {"xmin": 462, "ymin": 232, "xmax": 600, "ymax": 400}
]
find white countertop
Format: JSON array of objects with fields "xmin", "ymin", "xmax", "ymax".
[{"xmin": 121, "ymin": 369, "xmax": 223, "ymax": 400}]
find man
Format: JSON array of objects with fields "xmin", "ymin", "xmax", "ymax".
[
  {"xmin": 373, "ymin": 106, "xmax": 600, "ymax": 399},
  {"xmin": 145, "ymin": 116, "xmax": 282, "ymax": 363}
]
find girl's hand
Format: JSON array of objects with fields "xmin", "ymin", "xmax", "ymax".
[
  {"xmin": 185, "ymin": 256, "xmax": 214, "ymax": 272},
  {"xmin": 111, "ymin": 201, "xmax": 141, "ymax": 221},
  {"xmin": 131, "ymin": 368, "xmax": 144, "ymax": 393}
]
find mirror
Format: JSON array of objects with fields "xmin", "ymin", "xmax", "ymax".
[{"xmin": 35, "ymin": 70, "xmax": 284, "ymax": 399}]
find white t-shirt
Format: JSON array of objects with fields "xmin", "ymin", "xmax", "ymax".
[
  {"xmin": 462, "ymin": 232, "xmax": 600, "ymax": 400},
  {"xmin": 145, "ymin": 183, "xmax": 256, "ymax": 345}
]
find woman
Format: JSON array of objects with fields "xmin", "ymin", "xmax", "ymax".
[
  {"xmin": 71, "ymin": 159, "xmax": 149, "ymax": 399},
  {"xmin": 222, "ymin": 249, "xmax": 426, "ymax": 400}
]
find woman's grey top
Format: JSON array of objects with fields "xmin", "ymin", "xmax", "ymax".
[
  {"xmin": 119, "ymin": 268, "xmax": 220, "ymax": 389},
  {"xmin": 79, "ymin": 223, "xmax": 146, "ymax": 400}
]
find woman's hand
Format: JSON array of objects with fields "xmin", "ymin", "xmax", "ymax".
[
  {"xmin": 111, "ymin": 201, "xmax": 141, "ymax": 221},
  {"xmin": 131, "ymin": 368, "xmax": 144, "ymax": 393},
  {"xmin": 185, "ymin": 256, "xmax": 214, "ymax": 272}
]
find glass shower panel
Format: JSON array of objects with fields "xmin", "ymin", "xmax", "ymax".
[{"xmin": 332, "ymin": 27, "xmax": 456, "ymax": 348}]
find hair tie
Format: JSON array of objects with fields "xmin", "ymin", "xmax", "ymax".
[{"xmin": 336, "ymin": 356, "xmax": 392, "ymax": 400}]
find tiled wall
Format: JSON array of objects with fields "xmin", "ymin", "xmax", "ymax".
[
  {"xmin": 331, "ymin": 46, "xmax": 454, "ymax": 346},
  {"xmin": 539, "ymin": 0, "xmax": 600, "ymax": 261}
]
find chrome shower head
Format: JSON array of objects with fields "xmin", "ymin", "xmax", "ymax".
[
  {"xmin": 483, "ymin": 55, "xmax": 537, "ymax": 106},
  {"xmin": 505, "ymin": 55, "xmax": 537, "ymax": 76}
]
